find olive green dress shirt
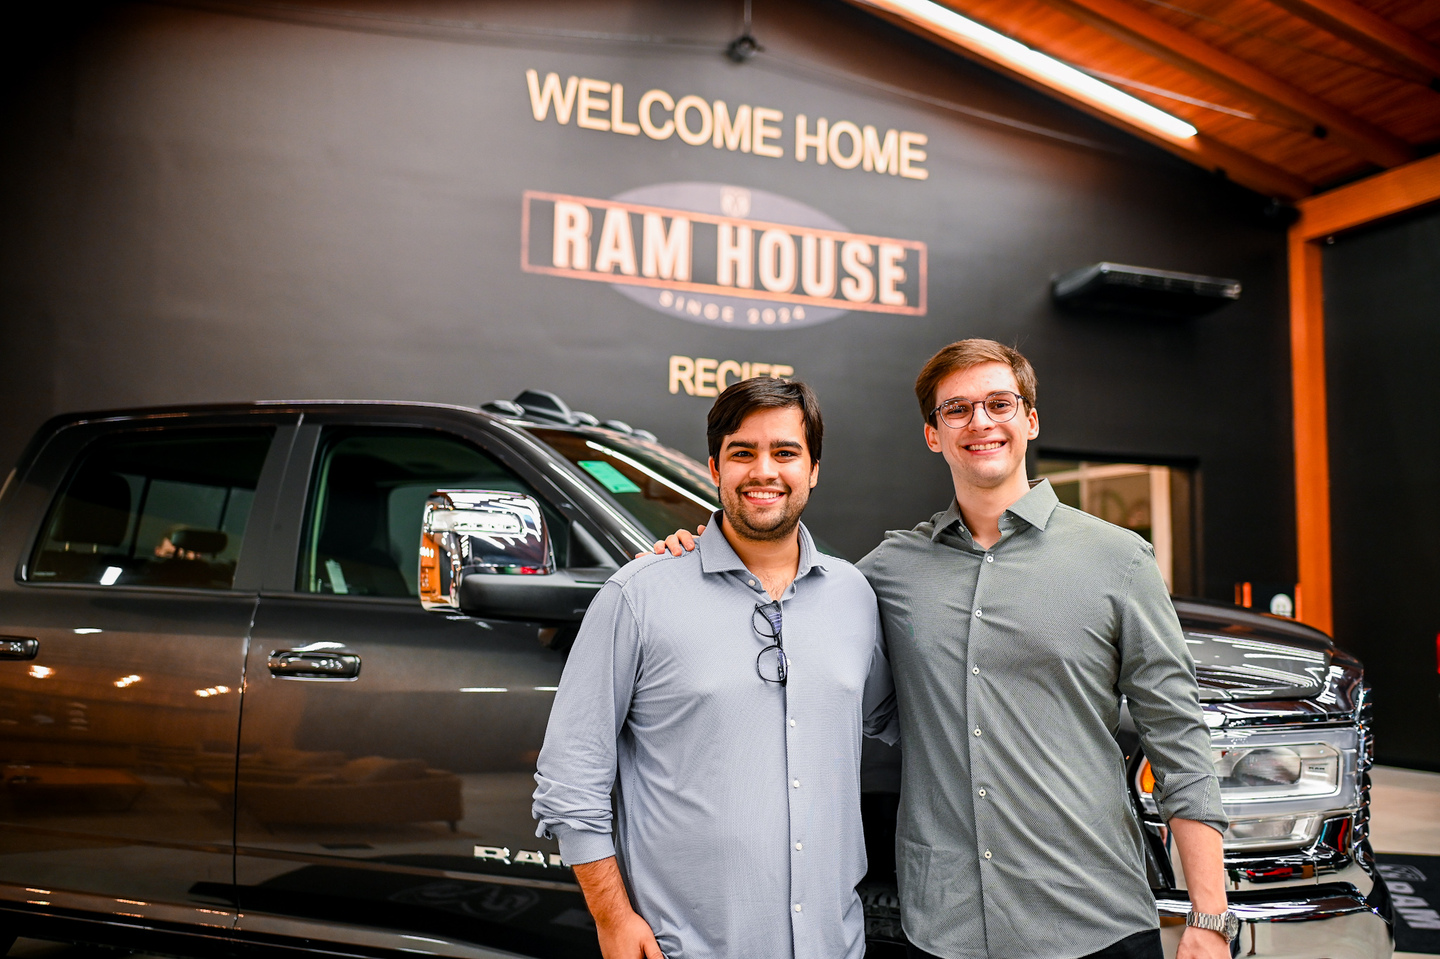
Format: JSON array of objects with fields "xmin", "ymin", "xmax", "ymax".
[{"xmin": 857, "ymin": 479, "xmax": 1226, "ymax": 959}]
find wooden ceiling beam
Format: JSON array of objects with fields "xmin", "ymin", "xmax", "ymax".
[
  {"xmin": 846, "ymin": 0, "xmax": 1313, "ymax": 197},
  {"xmin": 1028, "ymin": 0, "xmax": 1416, "ymax": 168},
  {"xmin": 1263, "ymin": 0, "xmax": 1440, "ymax": 86}
]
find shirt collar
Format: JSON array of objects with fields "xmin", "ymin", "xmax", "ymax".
[
  {"xmin": 929, "ymin": 478, "xmax": 1059, "ymax": 542},
  {"xmin": 697, "ymin": 509, "xmax": 829, "ymax": 577}
]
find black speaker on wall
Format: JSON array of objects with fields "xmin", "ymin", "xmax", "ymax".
[{"xmin": 1052, "ymin": 262, "xmax": 1241, "ymax": 319}]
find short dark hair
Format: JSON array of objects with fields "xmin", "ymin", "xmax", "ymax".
[
  {"xmin": 707, "ymin": 377, "xmax": 823, "ymax": 465},
  {"xmin": 914, "ymin": 338, "xmax": 1037, "ymax": 426}
]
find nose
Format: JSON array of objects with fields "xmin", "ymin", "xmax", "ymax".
[
  {"xmin": 964, "ymin": 404, "xmax": 999, "ymax": 430},
  {"xmin": 754, "ymin": 451, "xmax": 784, "ymax": 477}
]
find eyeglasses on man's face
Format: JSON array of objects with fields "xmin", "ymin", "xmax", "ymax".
[
  {"xmin": 753, "ymin": 602, "xmax": 787, "ymax": 686},
  {"xmin": 930, "ymin": 390, "xmax": 1025, "ymax": 429}
]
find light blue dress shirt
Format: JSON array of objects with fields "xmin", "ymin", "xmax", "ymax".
[{"xmin": 533, "ymin": 515, "xmax": 898, "ymax": 959}]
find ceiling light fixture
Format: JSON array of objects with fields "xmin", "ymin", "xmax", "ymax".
[{"xmin": 853, "ymin": 0, "xmax": 1199, "ymax": 141}]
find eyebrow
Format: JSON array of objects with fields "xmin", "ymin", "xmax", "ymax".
[{"xmin": 724, "ymin": 439, "xmax": 805, "ymax": 451}]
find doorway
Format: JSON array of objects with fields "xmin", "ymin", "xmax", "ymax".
[{"xmin": 1036, "ymin": 458, "xmax": 1199, "ymax": 597}]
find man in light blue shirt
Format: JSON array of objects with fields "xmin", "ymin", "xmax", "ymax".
[{"xmin": 533, "ymin": 377, "xmax": 897, "ymax": 959}]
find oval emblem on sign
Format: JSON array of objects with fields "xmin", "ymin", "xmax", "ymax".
[{"xmin": 520, "ymin": 182, "xmax": 927, "ymax": 330}]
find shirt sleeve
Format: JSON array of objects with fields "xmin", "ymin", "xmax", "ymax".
[
  {"xmin": 532, "ymin": 578, "xmax": 642, "ymax": 865},
  {"xmin": 861, "ymin": 595, "xmax": 900, "ymax": 746},
  {"xmin": 1115, "ymin": 542, "xmax": 1229, "ymax": 834}
]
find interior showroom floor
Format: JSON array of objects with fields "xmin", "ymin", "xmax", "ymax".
[{"xmin": 6, "ymin": 765, "xmax": 1439, "ymax": 959}]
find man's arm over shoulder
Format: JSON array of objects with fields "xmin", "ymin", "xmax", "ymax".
[
  {"xmin": 532, "ymin": 577, "xmax": 644, "ymax": 866},
  {"xmin": 1114, "ymin": 541, "xmax": 1227, "ymax": 834}
]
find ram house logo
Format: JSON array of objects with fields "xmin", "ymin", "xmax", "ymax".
[{"xmin": 521, "ymin": 182, "xmax": 927, "ymax": 329}]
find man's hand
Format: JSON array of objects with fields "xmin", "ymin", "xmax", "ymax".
[
  {"xmin": 634, "ymin": 525, "xmax": 705, "ymax": 558},
  {"xmin": 594, "ymin": 908, "xmax": 665, "ymax": 959},
  {"xmin": 571, "ymin": 857, "xmax": 664, "ymax": 959},
  {"xmin": 1176, "ymin": 926, "xmax": 1231, "ymax": 959}
]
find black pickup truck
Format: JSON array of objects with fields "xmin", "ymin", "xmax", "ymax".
[{"xmin": 0, "ymin": 396, "xmax": 1392, "ymax": 959}]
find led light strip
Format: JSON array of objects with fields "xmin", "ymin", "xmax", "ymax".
[{"xmin": 854, "ymin": 0, "xmax": 1199, "ymax": 141}]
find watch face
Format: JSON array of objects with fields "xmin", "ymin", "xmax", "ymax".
[{"xmin": 1224, "ymin": 913, "xmax": 1241, "ymax": 939}]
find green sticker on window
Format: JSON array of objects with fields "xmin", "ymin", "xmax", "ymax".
[{"xmin": 577, "ymin": 460, "xmax": 642, "ymax": 494}]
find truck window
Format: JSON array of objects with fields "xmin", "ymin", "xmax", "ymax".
[
  {"xmin": 299, "ymin": 428, "xmax": 570, "ymax": 598},
  {"xmin": 28, "ymin": 427, "xmax": 275, "ymax": 589}
]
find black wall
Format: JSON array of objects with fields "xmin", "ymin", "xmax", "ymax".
[
  {"xmin": 0, "ymin": 0, "xmax": 1294, "ymax": 595},
  {"xmin": 1324, "ymin": 203, "xmax": 1440, "ymax": 769}
]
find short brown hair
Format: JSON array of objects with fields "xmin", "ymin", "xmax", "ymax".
[
  {"xmin": 914, "ymin": 339, "xmax": 1037, "ymax": 426},
  {"xmin": 707, "ymin": 377, "xmax": 823, "ymax": 464}
]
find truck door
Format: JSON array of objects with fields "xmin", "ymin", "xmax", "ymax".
[
  {"xmin": 0, "ymin": 420, "xmax": 289, "ymax": 925},
  {"xmin": 233, "ymin": 422, "xmax": 604, "ymax": 959}
]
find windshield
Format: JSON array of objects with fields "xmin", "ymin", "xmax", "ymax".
[{"xmin": 529, "ymin": 428, "xmax": 718, "ymax": 540}]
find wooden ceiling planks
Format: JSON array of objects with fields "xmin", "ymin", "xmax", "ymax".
[
  {"xmin": 859, "ymin": 0, "xmax": 1440, "ymax": 195},
  {"xmin": 1264, "ymin": 0, "xmax": 1440, "ymax": 82},
  {"xmin": 1127, "ymin": 0, "xmax": 1440, "ymax": 145}
]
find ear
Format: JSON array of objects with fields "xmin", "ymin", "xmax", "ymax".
[
  {"xmin": 708, "ymin": 456, "xmax": 720, "ymax": 486},
  {"xmin": 1026, "ymin": 407, "xmax": 1039, "ymax": 441},
  {"xmin": 924, "ymin": 421, "xmax": 943, "ymax": 453},
  {"xmin": 808, "ymin": 459, "xmax": 820, "ymax": 489}
]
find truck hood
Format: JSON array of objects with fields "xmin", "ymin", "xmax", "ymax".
[{"xmin": 1172, "ymin": 598, "xmax": 1347, "ymax": 705}]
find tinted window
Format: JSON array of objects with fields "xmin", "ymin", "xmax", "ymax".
[
  {"xmin": 29, "ymin": 427, "xmax": 274, "ymax": 589},
  {"xmin": 299, "ymin": 428, "xmax": 566, "ymax": 598}
]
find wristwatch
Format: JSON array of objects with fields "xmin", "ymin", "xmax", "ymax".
[{"xmin": 1186, "ymin": 909, "xmax": 1241, "ymax": 942}]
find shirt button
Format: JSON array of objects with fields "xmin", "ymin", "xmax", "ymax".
[
  {"xmin": 792, "ymin": 779, "xmax": 801, "ymax": 788},
  {"xmin": 795, "ymin": 842, "xmax": 803, "ymax": 851},
  {"xmin": 748, "ymin": 580, "xmax": 756, "ymax": 587},
  {"xmin": 794, "ymin": 904, "xmax": 803, "ymax": 913},
  {"xmin": 974, "ymin": 608, "xmax": 983, "ymax": 618},
  {"xmin": 985, "ymin": 554, "xmax": 994, "ymax": 563},
  {"xmin": 973, "ymin": 727, "xmax": 982, "ymax": 737},
  {"xmin": 971, "ymin": 666, "xmax": 980, "ymax": 675},
  {"xmin": 789, "ymin": 718, "xmax": 796, "ymax": 727},
  {"xmin": 984, "ymin": 850, "xmax": 992, "ymax": 860},
  {"xmin": 978, "ymin": 788, "xmax": 986, "ymax": 797}
]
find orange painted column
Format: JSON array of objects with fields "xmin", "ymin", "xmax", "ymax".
[{"xmin": 1286, "ymin": 231, "xmax": 1330, "ymax": 634}]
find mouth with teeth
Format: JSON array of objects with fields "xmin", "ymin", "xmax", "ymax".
[
  {"xmin": 740, "ymin": 488, "xmax": 787, "ymax": 505},
  {"xmin": 964, "ymin": 440, "xmax": 1006, "ymax": 452}
]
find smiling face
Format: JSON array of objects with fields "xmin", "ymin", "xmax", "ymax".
[
  {"xmin": 924, "ymin": 360, "xmax": 1039, "ymax": 498},
  {"xmin": 709, "ymin": 405, "xmax": 819, "ymax": 543}
]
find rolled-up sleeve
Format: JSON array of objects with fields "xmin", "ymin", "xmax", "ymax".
[
  {"xmin": 532, "ymin": 579, "xmax": 641, "ymax": 865},
  {"xmin": 1116, "ymin": 543, "xmax": 1228, "ymax": 834}
]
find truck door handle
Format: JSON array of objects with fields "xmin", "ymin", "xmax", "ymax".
[
  {"xmin": 267, "ymin": 650, "xmax": 361, "ymax": 681},
  {"xmin": 0, "ymin": 637, "xmax": 39, "ymax": 661}
]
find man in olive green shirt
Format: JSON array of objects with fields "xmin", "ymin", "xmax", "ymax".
[{"xmin": 856, "ymin": 340, "xmax": 1233, "ymax": 959}]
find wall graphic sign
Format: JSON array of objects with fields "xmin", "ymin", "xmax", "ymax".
[{"xmin": 521, "ymin": 182, "xmax": 927, "ymax": 329}]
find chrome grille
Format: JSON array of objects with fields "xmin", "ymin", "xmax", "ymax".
[{"xmin": 1353, "ymin": 684, "xmax": 1373, "ymax": 850}]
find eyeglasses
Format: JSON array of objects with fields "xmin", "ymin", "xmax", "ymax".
[
  {"xmin": 753, "ymin": 602, "xmax": 788, "ymax": 686},
  {"xmin": 930, "ymin": 390, "xmax": 1025, "ymax": 429}
]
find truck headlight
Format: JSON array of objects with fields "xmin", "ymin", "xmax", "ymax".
[
  {"xmin": 1213, "ymin": 743, "xmax": 1340, "ymax": 800},
  {"xmin": 1134, "ymin": 726, "xmax": 1359, "ymax": 852}
]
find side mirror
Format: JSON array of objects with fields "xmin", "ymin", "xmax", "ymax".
[
  {"xmin": 419, "ymin": 490, "xmax": 553, "ymax": 610},
  {"xmin": 419, "ymin": 490, "xmax": 599, "ymax": 624}
]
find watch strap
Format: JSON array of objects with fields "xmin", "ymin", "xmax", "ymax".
[{"xmin": 1186, "ymin": 909, "xmax": 1240, "ymax": 941}]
